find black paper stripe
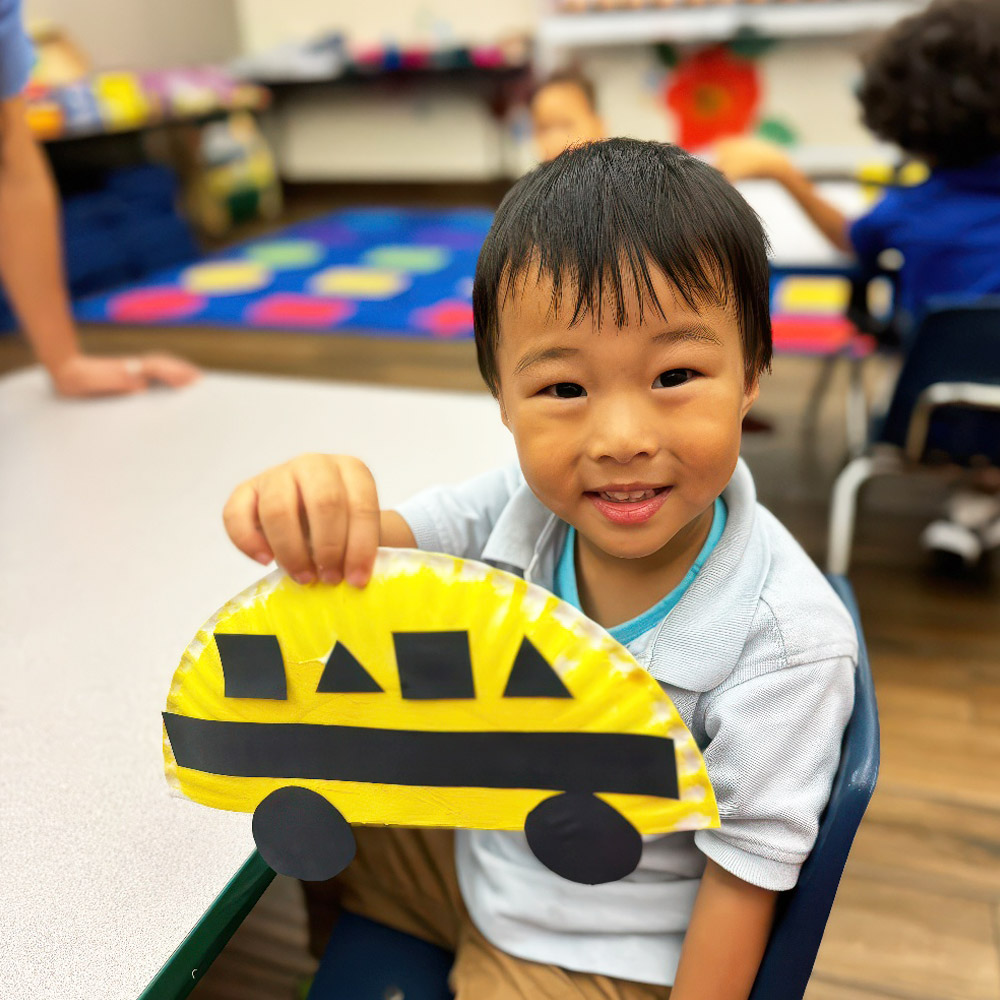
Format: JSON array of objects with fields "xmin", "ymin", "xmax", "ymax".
[{"xmin": 163, "ymin": 713, "xmax": 678, "ymax": 798}]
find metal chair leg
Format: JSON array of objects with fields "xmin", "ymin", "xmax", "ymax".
[
  {"xmin": 802, "ymin": 354, "xmax": 840, "ymax": 447},
  {"xmin": 827, "ymin": 455, "xmax": 879, "ymax": 575},
  {"xmin": 845, "ymin": 357, "xmax": 869, "ymax": 459}
]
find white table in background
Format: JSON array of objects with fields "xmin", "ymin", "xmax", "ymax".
[{"xmin": 737, "ymin": 178, "xmax": 869, "ymax": 275}]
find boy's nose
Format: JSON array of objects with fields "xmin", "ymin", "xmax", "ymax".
[{"xmin": 586, "ymin": 401, "xmax": 660, "ymax": 464}]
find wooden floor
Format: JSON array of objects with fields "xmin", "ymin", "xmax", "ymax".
[{"xmin": 5, "ymin": 263, "xmax": 998, "ymax": 1000}]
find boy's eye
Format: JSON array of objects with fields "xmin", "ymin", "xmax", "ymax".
[
  {"xmin": 544, "ymin": 382, "xmax": 586, "ymax": 399},
  {"xmin": 653, "ymin": 369, "xmax": 698, "ymax": 389}
]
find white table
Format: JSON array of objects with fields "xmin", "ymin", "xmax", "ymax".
[
  {"xmin": 737, "ymin": 179, "xmax": 869, "ymax": 274},
  {"xmin": 0, "ymin": 368, "xmax": 515, "ymax": 999}
]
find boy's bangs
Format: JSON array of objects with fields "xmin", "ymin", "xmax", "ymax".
[{"xmin": 498, "ymin": 237, "xmax": 736, "ymax": 332}]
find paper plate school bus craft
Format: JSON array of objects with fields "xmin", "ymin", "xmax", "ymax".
[{"xmin": 162, "ymin": 549, "xmax": 718, "ymax": 885}]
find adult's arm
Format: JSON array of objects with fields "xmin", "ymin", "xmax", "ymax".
[{"xmin": 0, "ymin": 95, "xmax": 200, "ymax": 395}]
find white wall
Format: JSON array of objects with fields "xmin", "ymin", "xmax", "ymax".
[
  {"xmin": 236, "ymin": 0, "xmax": 536, "ymax": 54},
  {"xmin": 24, "ymin": 0, "xmax": 241, "ymax": 72},
  {"xmin": 271, "ymin": 84, "xmax": 506, "ymax": 182}
]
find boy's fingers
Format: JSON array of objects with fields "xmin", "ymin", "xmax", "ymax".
[
  {"xmin": 298, "ymin": 456, "xmax": 350, "ymax": 584},
  {"xmin": 340, "ymin": 459, "xmax": 381, "ymax": 587},
  {"xmin": 222, "ymin": 481, "xmax": 273, "ymax": 564},
  {"xmin": 257, "ymin": 468, "xmax": 316, "ymax": 583}
]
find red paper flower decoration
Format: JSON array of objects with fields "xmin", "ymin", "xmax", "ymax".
[{"xmin": 665, "ymin": 47, "xmax": 761, "ymax": 151}]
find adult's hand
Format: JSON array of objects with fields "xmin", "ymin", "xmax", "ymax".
[{"xmin": 50, "ymin": 352, "xmax": 201, "ymax": 397}]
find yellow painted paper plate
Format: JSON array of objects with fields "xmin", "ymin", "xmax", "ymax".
[{"xmin": 163, "ymin": 548, "xmax": 718, "ymax": 883}]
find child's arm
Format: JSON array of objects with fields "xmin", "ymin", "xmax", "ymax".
[
  {"xmin": 714, "ymin": 137, "xmax": 853, "ymax": 254},
  {"xmin": 223, "ymin": 453, "xmax": 416, "ymax": 588},
  {"xmin": 669, "ymin": 859, "xmax": 777, "ymax": 1000}
]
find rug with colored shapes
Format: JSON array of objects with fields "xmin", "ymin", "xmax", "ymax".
[
  {"xmin": 74, "ymin": 207, "xmax": 876, "ymax": 357},
  {"xmin": 74, "ymin": 207, "xmax": 491, "ymax": 339}
]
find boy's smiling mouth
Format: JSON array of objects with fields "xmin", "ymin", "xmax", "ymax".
[{"xmin": 585, "ymin": 485, "xmax": 672, "ymax": 525}]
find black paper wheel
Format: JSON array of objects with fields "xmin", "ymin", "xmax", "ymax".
[
  {"xmin": 524, "ymin": 792, "xmax": 643, "ymax": 885},
  {"xmin": 252, "ymin": 786, "xmax": 357, "ymax": 881}
]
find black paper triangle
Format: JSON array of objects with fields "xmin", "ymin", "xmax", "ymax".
[
  {"xmin": 503, "ymin": 637, "xmax": 572, "ymax": 698},
  {"xmin": 317, "ymin": 641, "xmax": 384, "ymax": 693}
]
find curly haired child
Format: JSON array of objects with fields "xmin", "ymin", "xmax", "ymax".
[{"xmin": 715, "ymin": 0, "xmax": 1000, "ymax": 567}]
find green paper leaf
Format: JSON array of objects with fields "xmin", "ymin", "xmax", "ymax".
[
  {"xmin": 654, "ymin": 42, "xmax": 679, "ymax": 68},
  {"xmin": 728, "ymin": 31, "xmax": 777, "ymax": 61},
  {"xmin": 755, "ymin": 117, "xmax": 799, "ymax": 147}
]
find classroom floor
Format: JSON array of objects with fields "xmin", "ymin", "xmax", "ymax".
[{"xmin": 3, "ymin": 191, "xmax": 998, "ymax": 1000}]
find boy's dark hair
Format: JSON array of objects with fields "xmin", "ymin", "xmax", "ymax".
[
  {"xmin": 530, "ymin": 69, "xmax": 598, "ymax": 113},
  {"xmin": 857, "ymin": 0, "xmax": 1000, "ymax": 167},
  {"xmin": 473, "ymin": 138, "xmax": 771, "ymax": 395}
]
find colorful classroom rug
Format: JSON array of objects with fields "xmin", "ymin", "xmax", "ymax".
[
  {"xmin": 74, "ymin": 207, "xmax": 875, "ymax": 357},
  {"xmin": 74, "ymin": 208, "xmax": 491, "ymax": 339}
]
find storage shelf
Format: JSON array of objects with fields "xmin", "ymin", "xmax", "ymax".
[{"xmin": 538, "ymin": 1, "xmax": 928, "ymax": 49}]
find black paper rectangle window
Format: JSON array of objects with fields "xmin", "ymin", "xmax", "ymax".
[
  {"xmin": 217, "ymin": 633, "xmax": 288, "ymax": 700},
  {"xmin": 393, "ymin": 631, "xmax": 475, "ymax": 699}
]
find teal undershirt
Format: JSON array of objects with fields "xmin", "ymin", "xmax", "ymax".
[{"xmin": 554, "ymin": 497, "xmax": 728, "ymax": 646}]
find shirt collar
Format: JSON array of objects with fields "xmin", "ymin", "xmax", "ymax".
[{"xmin": 479, "ymin": 459, "xmax": 768, "ymax": 692}]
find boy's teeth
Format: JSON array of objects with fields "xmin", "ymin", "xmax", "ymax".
[{"xmin": 601, "ymin": 489, "xmax": 657, "ymax": 502}]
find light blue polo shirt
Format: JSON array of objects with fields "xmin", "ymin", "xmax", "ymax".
[
  {"xmin": 554, "ymin": 497, "xmax": 727, "ymax": 646},
  {"xmin": 0, "ymin": 0, "xmax": 32, "ymax": 100},
  {"xmin": 398, "ymin": 459, "xmax": 856, "ymax": 986}
]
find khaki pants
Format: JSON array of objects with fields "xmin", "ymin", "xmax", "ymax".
[{"xmin": 302, "ymin": 827, "xmax": 672, "ymax": 1000}]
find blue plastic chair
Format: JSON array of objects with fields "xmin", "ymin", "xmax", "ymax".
[
  {"xmin": 746, "ymin": 575, "xmax": 879, "ymax": 1000},
  {"xmin": 307, "ymin": 576, "xmax": 879, "ymax": 1000},
  {"xmin": 827, "ymin": 298, "xmax": 1000, "ymax": 574}
]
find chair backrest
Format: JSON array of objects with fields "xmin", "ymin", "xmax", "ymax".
[
  {"xmin": 878, "ymin": 298, "xmax": 1000, "ymax": 463},
  {"xmin": 747, "ymin": 575, "xmax": 880, "ymax": 1000}
]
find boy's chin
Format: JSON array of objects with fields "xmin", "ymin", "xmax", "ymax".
[{"xmin": 578, "ymin": 526, "xmax": 681, "ymax": 563}]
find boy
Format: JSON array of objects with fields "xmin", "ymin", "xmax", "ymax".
[
  {"xmin": 224, "ymin": 139, "xmax": 857, "ymax": 999},
  {"xmin": 530, "ymin": 69, "xmax": 604, "ymax": 163},
  {"xmin": 714, "ymin": 0, "xmax": 1000, "ymax": 565}
]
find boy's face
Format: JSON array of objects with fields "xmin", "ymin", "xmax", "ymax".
[
  {"xmin": 495, "ymin": 267, "xmax": 758, "ymax": 568},
  {"xmin": 531, "ymin": 83, "xmax": 604, "ymax": 163}
]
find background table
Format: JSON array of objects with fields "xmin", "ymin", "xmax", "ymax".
[
  {"xmin": 0, "ymin": 368, "xmax": 515, "ymax": 999},
  {"xmin": 737, "ymin": 178, "xmax": 869, "ymax": 275}
]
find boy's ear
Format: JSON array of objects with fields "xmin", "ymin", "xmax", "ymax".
[{"xmin": 740, "ymin": 376, "xmax": 760, "ymax": 418}]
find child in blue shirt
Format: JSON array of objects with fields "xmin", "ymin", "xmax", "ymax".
[
  {"xmin": 223, "ymin": 139, "xmax": 856, "ymax": 999},
  {"xmin": 715, "ymin": 0, "xmax": 1000, "ymax": 567}
]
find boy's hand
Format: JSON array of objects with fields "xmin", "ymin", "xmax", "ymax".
[
  {"xmin": 223, "ymin": 453, "xmax": 382, "ymax": 587},
  {"xmin": 713, "ymin": 137, "xmax": 795, "ymax": 184}
]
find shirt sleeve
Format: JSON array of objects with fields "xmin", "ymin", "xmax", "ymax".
[
  {"xmin": 395, "ymin": 463, "xmax": 524, "ymax": 560},
  {"xmin": 694, "ymin": 655, "xmax": 855, "ymax": 891},
  {"xmin": 0, "ymin": 0, "xmax": 33, "ymax": 100}
]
